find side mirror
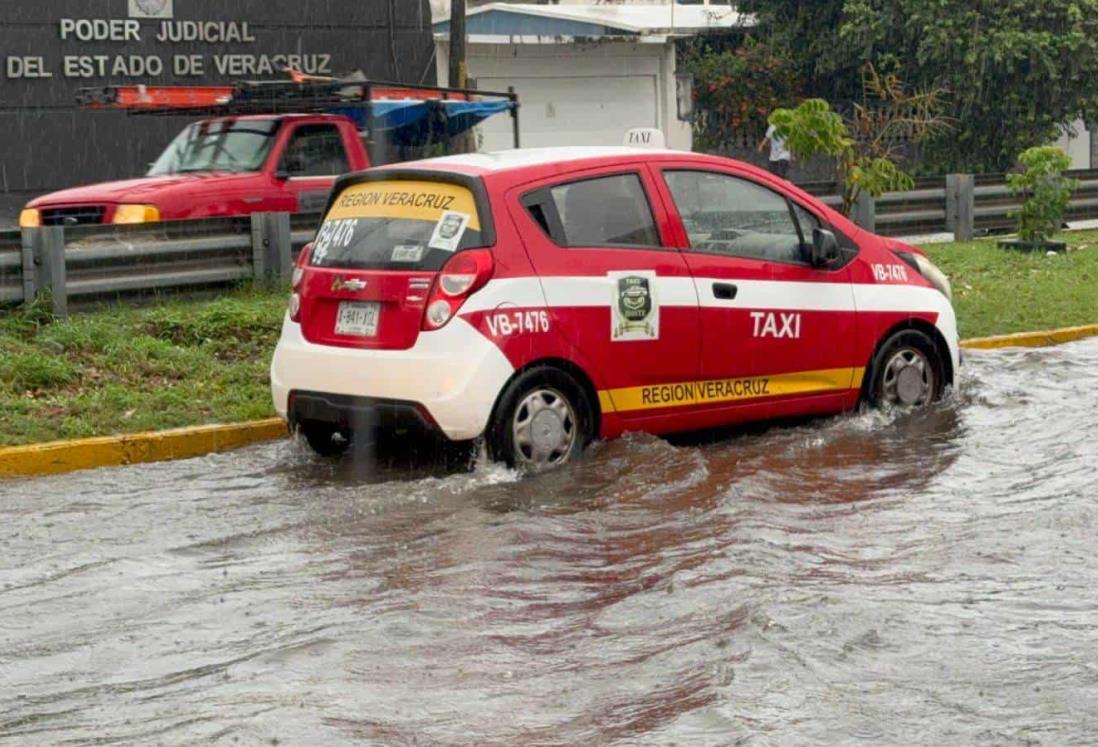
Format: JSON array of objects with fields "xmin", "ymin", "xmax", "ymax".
[
  {"xmin": 274, "ymin": 168, "xmax": 291, "ymax": 181},
  {"xmin": 809, "ymin": 228, "xmax": 840, "ymax": 267}
]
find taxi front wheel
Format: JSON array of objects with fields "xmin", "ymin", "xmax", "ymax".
[
  {"xmin": 487, "ymin": 367, "xmax": 595, "ymax": 472},
  {"xmin": 865, "ymin": 329, "xmax": 946, "ymax": 408}
]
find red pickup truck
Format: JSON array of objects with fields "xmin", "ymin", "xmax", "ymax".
[{"xmin": 19, "ymin": 79, "xmax": 518, "ymax": 228}]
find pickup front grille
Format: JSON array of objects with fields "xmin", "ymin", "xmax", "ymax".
[{"xmin": 40, "ymin": 205, "xmax": 108, "ymax": 226}]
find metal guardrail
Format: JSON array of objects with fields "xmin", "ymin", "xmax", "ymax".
[
  {"xmin": 820, "ymin": 169, "xmax": 1098, "ymax": 238},
  {"xmin": 3, "ymin": 212, "xmax": 319, "ymax": 317},
  {"xmin": 0, "ymin": 228, "xmax": 23, "ymax": 305},
  {"xmin": 4, "ymin": 168, "xmax": 1098, "ymax": 316}
]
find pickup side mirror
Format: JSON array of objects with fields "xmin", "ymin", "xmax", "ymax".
[
  {"xmin": 809, "ymin": 228, "xmax": 840, "ymax": 267},
  {"xmin": 274, "ymin": 168, "xmax": 291, "ymax": 181}
]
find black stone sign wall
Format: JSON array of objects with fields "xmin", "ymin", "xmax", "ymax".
[{"xmin": 0, "ymin": 0, "xmax": 435, "ymax": 221}]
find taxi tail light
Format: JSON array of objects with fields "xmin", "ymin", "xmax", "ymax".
[
  {"xmin": 289, "ymin": 242, "xmax": 314, "ymax": 322},
  {"xmin": 422, "ymin": 249, "xmax": 494, "ymax": 330}
]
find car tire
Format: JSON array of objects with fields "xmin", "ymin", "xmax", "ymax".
[
  {"xmin": 487, "ymin": 366, "xmax": 594, "ymax": 471},
  {"xmin": 298, "ymin": 421, "xmax": 352, "ymax": 457},
  {"xmin": 865, "ymin": 329, "xmax": 946, "ymax": 408}
]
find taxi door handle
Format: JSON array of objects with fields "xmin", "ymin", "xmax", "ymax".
[{"xmin": 712, "ymin": 282, "xmax": 738, "ymax": 300}]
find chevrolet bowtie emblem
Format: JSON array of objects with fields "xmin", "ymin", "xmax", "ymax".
[{"xmin": 331, "ymin": 276, "xmax": 367, "ymax": 292}]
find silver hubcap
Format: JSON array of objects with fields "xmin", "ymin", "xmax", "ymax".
[
  {"xmin": 881, "ymin": 347, "xmax": 934, "ymax": 407},
  {"xmin": 512, "ymin": 388, "xmax": 577, "ymax": 469}
]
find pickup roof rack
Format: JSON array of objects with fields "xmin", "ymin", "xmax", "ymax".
[{"xmin": 76, "ymin": 76, "xmax": 521, "ymax": 158}]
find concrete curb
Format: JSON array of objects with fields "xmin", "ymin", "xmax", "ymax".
[
  {"xmin": 3, "ymin": 323, "xmax": 1098, "ymax": 480},
  {"xmin": 961, "ymin": 324, "xmax": 1098, "ymax": 350},
  {"xmin": 0, "ymin": 418, "xmax": 287, "ymax": 479}
]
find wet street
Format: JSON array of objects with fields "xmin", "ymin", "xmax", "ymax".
[{"xmin": 2, "ymin": 339, "xmax": 1098, "ymax": 745}]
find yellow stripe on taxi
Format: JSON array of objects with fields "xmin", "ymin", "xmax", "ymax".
[{"xmin": 598, "ymin": 367, "xmax": 865, "ymax": 414}]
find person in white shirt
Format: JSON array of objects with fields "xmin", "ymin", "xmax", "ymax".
[{"xmin": 758, "ymin": 123, "xmax": 792, "ymax": 179}]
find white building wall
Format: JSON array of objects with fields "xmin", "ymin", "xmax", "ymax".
[
  {"xmin": 1055, "ymin": 119, "xmax": 1092, "ymax": 170},
  {"xmin": 436, "ymin": 39, "xmax": 692, "ymax": 151}
]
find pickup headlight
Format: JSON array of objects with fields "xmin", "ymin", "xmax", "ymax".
[
  {"xmin": 112, "ymin": 204, "xmax": 161, "ymax": 224},
  {"xmin": 896, "ymin": 250, "xmax": 952, "ymax": 301},
  {"xmin": 19, "ymin": 208, "xmax": 41, "ymax": 228}
]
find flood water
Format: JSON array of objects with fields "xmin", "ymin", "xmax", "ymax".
[{"xmin": 3, "ymin": 339, "xmax": 1098, "ymax": 745}]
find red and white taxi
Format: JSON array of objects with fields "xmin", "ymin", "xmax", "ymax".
[{"xmin": 270, "ymin": 147, "xmax": 958, "ymax": 468}]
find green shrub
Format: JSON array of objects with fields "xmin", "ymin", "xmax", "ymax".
[
  {"xmin": 769, "ymin": 98, "xmax": 915, "ymax": 215},
  {"xmin": 681, "ymin": 38, "xmax": 803, "ymax": 153},
  {"xmin": 1007, "ymin": 146, "xmax": 1078, "ymax": 243}
]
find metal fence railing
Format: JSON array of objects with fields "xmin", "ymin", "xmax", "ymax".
[
  {"xmin": 1, "ymin": 212, "xmax": 319, "ymax": 317},
  {"xmin": 796, "ymin": 169, "xmax": 1098, "ymax": 238},
  {"xmin": 4, "ymin": 168, "xmax": 1098, "ymax": 317},
  {"xmin": 0, "ymin": 228, "xmax": 23, "ymax": 306}
]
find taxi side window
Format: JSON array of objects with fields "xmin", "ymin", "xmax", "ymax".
[
  {"xmin": 664, "ymin": 170, "xmax": 818, "ymax": 264},
  {"xmin": 523, "ymin": 173, "xmax": 662, "ymax": 249},
  {"xmin": 791, "ymin": 202, "xmax": 821, "ymax": 236},
  {"xmin": 279, "ymin": 124, "xmax": 350, "ymax": 178}
]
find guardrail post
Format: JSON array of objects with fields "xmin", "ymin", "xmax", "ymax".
[
  {"xmin": 20, "ymin": 226, "xmax": 67, "ymax": 318},
  {"xmin": 20, "ymin": 230, "xmax": 35, "ymax": 305},
  {"xmin": 946, "ymin": 174, "xmax": 975, "ymax": 241},
  {"xmin": 250, "ymin": 212, "xmax": 292, "ymax": 286},
  {"xmin": 851, "ymin": 190, "xmax": 876, "ymax": 232}
]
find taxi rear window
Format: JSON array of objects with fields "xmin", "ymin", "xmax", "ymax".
[
  {"xmin": 522, "ymin": 173, "xmax": 661, "ymax": 249},
  {"xmin": 309, "ymin": 179, "xmax": 485, "ymax": 270}
]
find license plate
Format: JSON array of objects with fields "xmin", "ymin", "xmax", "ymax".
[{"xmin": 335, "ymin": 301, "xmax": 380, "ymax": 337}]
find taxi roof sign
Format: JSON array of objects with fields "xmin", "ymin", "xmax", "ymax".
[{"xmin": 624, "ymin": 128, "xmax": 666, "ymax": 149}]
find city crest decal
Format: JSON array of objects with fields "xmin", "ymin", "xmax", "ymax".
[
  {"xmin": 610, "ymin": 271, "xmax": 659, "ymax": 341},
  {"xmin": 129, "ymin": 0, "xmax": 174, "ymax": 19}
]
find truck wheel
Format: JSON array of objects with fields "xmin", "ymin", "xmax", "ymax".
[
  {"xmin": 488, "ymin": 367, "xmax": 594, "ymax": 472},
  {"xmin": 298, "ymin": 421, "xmax": 352, "ymax": 457},
  {"xmin": 865, "ymin": 329, "xmax": 945, "ymax": 408}
]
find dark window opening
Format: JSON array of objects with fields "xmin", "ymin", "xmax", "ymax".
[
  {"xmin": 280, "ymin": 124, "xmax": 350, "ymax": 178},
  {"xmin": 524, "ymin": 173, "xmax": 662, "ymax": 249}
]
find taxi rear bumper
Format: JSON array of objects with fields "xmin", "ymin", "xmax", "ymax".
[
  {"xmin": 288, "ymin": 390, "xmax": 438, "ymax": 436},
  {"xmin": 270, "ymin": 314, "xmax": 515, "ymax": 441}
]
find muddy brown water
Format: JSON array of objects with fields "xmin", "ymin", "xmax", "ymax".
[{"xmin": 2, "ymin": 339, "xmax": 1098, "ymax": 745}]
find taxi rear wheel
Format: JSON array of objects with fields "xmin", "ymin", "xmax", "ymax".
[
  {"xmin": 865, "ymin": 329, "xmax": 946, "ymax": 408},
  {"xmin": 488, "ymin": 367, "xmax": 594, "ymax": 472}
]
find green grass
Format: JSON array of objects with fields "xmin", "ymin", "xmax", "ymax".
[
  {"xmin": 921, "ymin": 229, "xmax": 1098, "ymax": 339},
  {"xmin": 0, "ymin": 289, "xmax": 286, "ymax": 447},
  {"xmin": 1, "ymin": 231, "xmax": 1096, "ymax": 447}
]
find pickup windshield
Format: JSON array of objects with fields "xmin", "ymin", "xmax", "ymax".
[{"xmin": 148, "ymin": 118, "xmax": 279, "ymax": 175}]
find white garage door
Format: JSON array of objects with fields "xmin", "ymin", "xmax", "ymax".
[{"xmin": 474, "ymin": 75, "xmax": 658, "ymax": 151}]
